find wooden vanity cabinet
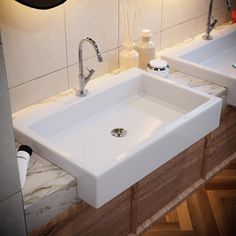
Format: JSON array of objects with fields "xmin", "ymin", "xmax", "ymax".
[
  {"xmin": 135, "ymin": 139, "xmax": 205, "ymax": 226},
  {"xmin": 204, "ymin": 106, "xmax": 236, "ymax": 174},
  {"xmin": 31, "ymin": 139, "xmax": 205, "ymax": 236}
]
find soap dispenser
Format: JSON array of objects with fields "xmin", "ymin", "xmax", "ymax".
[{"xmin": 136, "ymin": 29, "xmax": 156, "ymax": 69}]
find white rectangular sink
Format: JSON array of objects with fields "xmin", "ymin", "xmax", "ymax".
[
  {"xmin": 13, "ymin": 68, "xmax": 221, "ymax": 208},
  {"xmin": 161, "ymin": 24, "xmax": 236, "ymax": 106}
]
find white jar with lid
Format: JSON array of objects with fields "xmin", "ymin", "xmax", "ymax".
[
  {"xmin": 147, "ymin": 59, "xmax": 169, "ymax": 78},
  {"xmin": 136, "ymin": 29, "xmax": 156, "ymax": 69}
]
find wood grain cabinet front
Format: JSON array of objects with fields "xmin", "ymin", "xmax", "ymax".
[
  {"xmin": 135, "ymin": 139, "xmax": 205, "ymax": 227},
  {"xmin": 30, "ymin": 189, "xmax": 132, "ymax": 236},
  {"xmin": 204, "ymin": 106, "xmax": 236, "ymax": 173}
]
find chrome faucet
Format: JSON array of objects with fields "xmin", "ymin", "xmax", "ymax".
[
  {"xmin": 76, "ymin": 37, "xmax": 103, "ymax": 97},
  {"xmin": 203, "ymin": 0, "xmax": 218, "ymax": 40},
  {"xmin": 203, "ymin": 0, "xmax": 232, "ymax": 40}
]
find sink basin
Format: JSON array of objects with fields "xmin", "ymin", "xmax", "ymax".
[
  {"xmin": 13, "ymin": 68, "xmax": 221, "ymax": 208},
  {"xmin": 161, "ymin": 24, "xmax": 236, "ymax": 106}
]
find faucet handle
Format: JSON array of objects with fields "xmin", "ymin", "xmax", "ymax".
[
  {"xmin": 211, "ymin": 17, "xmax": 218, "ymax": 27},
  {"xmin": 84, "ymin": 67, "xmax": 95, "ymax": 84},
  {"xmin": 86, "ymin": 66, "xmax": 95, "ymax": 76}
]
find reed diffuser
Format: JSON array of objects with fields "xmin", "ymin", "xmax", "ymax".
[{"xmin": 119, "ymin": 0, "xmax": 141, "ymax": 71}]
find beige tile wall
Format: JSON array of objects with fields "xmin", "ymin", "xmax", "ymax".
[{"xmin": 0, "ymin": 0, "xmax": 230, "ymax": 112}]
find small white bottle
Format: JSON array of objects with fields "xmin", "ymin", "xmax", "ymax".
[
  {"xmin": 136, "ymin": 29, "xmax": 156, "ymax": 69},
  {"xmin": 17, "ymin": 145, "xmax": 33, "ymax": 188},
  {"xmin": 119, "ymin": 42, "xmax": 139, "ymax": 71}
]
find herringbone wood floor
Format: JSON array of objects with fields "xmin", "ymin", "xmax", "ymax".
[{"xmin": 144, "ymin": 160, "xmax": 236, "ymax": 236}]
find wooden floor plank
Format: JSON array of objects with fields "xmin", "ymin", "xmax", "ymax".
[
  {"xmin": 207, "ymin": 190, "xmax": 231, "ymax": 236},
  {"xmin": 145, "ymin": 158, "xmax": 236, "ymax": 236},
  {"xmin": 176, "ymin": 201, "xmax": 193, "ymax": 231},
  {"xmin": 221, "ymin": 197, "xmax": 236, "ymax": 235},
  {"xmin": 205, "ymin": 174, "xmax": 236, "ymax": 190},
  {"xmin": 150, "ymin": 222, "xmax": 180, "ymax": 231},
  {"xmin": 205, "ymin": 181, "xmax": 236, "ymax": 190},
  {"xmin": 218, "ymin": 169, "xmax": 236, "ymax": 176},
  {"xmin": 143, "ymin": 230, "xmax": 195, "ymax": 236},
  {"xmin": 186, "ymin": 192, "xmax": 206, "ymax": 236},
  {"xmin": 214, "ymin": 189, "xmax": 236, "ymax": 198},
  {"xmin": 165, "ymin": 209, "xmax": 178, "ymax": 223},
  {"xmin": 186, "ymin": 187, "xmax": 219, "ymax": 236}
]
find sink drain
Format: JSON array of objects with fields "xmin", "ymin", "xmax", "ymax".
[{"xmin": 111, "ymin": 128, "xmax": 127, "ymax": 138}]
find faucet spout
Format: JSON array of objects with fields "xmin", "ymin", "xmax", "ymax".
[{"xmin": 76, "ymin": 37, "xmax": 103, "ymax": 97}]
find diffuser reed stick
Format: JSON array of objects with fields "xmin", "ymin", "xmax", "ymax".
[{"xmin": 120, "ymin": 0, "xmax": 141, "ymax": 43}]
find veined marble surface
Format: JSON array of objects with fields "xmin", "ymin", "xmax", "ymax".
[
  {"xmin": 168, "ymin": 69, "xmax": 227, "ymax": 108},
  {"xmin": 16, "ymin": 143, "xmax": 78, "ymax": 233},
  {"xmin": 19, "ymin": 68, "xmax": 227, "ymax": 233}
]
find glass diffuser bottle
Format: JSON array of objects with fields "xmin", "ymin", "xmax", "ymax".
[{"xmin": 119, "ymin": 42, "xmax": 139, "ymax": 71}]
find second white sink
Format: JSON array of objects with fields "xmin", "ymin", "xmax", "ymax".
[
  {"xmin": 161, "ymin": 24, "xmax": 236, "ymax": 106},
  {"xmin": 13, "ymin": 68, "xmax": 222, "ymax": 208}
]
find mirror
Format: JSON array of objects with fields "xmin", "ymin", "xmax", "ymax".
[{"xmin": 15, "ymin": 0, "xmax": 67, "ymax": 10}]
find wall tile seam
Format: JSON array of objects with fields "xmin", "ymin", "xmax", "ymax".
[
  {"xmin": 5, "ymin": 1, "xmax": 230, "ymax": 104},
  {"xmin": 8, "ymin": 67, "xmax": 68, "ymax": 90},
  {"xmin": 160, "ymin": 0, "xmax": 164, "ymax": 33},
  {"xmin": 117, "ymin": 0, "xmax": 120, "ymax": 73},
  {"xmin": 159, "ymin": 17, "xmax": 198, "ymax": 49},
  {"xmin": 10, "ymin": 15, "xmax": 213, "ymax": 91},
  {"xmin": 18, "ymin": 8, "xmax": 227, "ymax": 56},
  {"xmin": 9, "ymin": 45, "xmax": 120, "ymax": 90},
  {"xmin": 160, "ymin": 17, "xmax": 199, "ymax": 32},
  {"xmin": 196, "ymin": 0, "xmax": 228, "ymax": 16},
  {"xmin": 63, "ymin": 4, "xmax": 69, "ymax": 90},
  {"xmin": 67, "ymin": 47, "xmax": 120, "ymax": 68},
  {"xmin": 161, "ymin": 0, "xmax": 198, "ymax": 30},
  {"xmin": 118, "ymin": 19, "xmax": 197, "ymax": 49},
  {"xmin": 196, "ymin": 0, "xmax": 204, "ymax": 17},
  {"xmin": 124, "ymin": 31, "xmax": 161, "ymax": 45},
  {"xmin": 4, "ymin": 2, "xmax": 220, "ymax": 90},
  {"xmin": 10, "ymin": 44, "xmax": 121, "ymax": 90},
  {"xmin": 194, "ymin": 15, "xmax": 199, "ymax": 36},
  {"xmin": 197, "ymin": 6, "xmax": 229, "ymax": 18}
]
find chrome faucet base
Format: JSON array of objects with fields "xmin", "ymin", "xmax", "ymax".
[
  {"xmin": 203, "ymin": 34, "xmax": 213, "ymax": 40},
  {"xmin": 75, "ymin": 89, "xmax": 88, "ymax": 97}
]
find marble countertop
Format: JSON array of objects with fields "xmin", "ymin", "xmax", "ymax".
[
  {"xmin": 17, "ymin": 143, "xmax": 77, "ymax": 232},
  {"xmin": 21, "ymin": 69, "xmax": 227, "ymax": 233},
  {"xmin": 168, "ymin": 69, "xmax": 227, "ymax": 107},
  {"xmin": 23, "ymin": 152, "xmax": 76, "ymax": 209}
]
